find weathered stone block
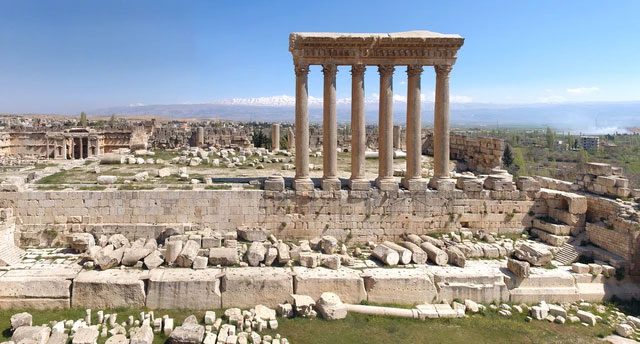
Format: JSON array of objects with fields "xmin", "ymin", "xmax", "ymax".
[
  {"xmin": 362, "ymin": 268, "xmax": 436, "ymax": 305},
  {"xmin": 72, "ymin": 270, "xmax": 146, "ymax": 309},
  {"xmin": 146, "ymin": 269, "xmax": 222, "ymax": 310},
  {"xmin": 221, "ymin": 267, "xmax": 293, "ymax": 308},
  {"xmin": 293, "ymin": 267, "xmax": 366, "ymax": 304}
]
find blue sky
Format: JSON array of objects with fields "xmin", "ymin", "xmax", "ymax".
[{"xmin": 0, "ymin": 0, "xmax": 639, "ymax": 114}]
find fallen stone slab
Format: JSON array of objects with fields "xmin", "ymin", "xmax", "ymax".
[
  {"xmin": 293, "ymin": 267, "xmax": 366, "ymax": 304},
  {"xmin": 513, "ymin": 243, "xmax": 553, "ymax": 266},
  {"xmin": 130, "ymin": 325, "xmax": 153, "ymax": 344},
  {"xmin": 12, "ymin": 326, "xmax": 50, "ymax": 344},
  {"xmin": 146, "ymin": 269, "xmax": 222, "ymax": 310},
  {"xmin": 221, "ymin": 267, "xmax": 293, "ymax": 308},
  {"xmin": 46, "ymin": 332, "xmax": 68, "ymax": 344},
  {"xmin": 362, "ymin": 268, "xmax": 437, "ymax": 305},
  {"xmin": 72, "ymin": 270, "xmax": 146, "ymax": 309},
  {"xmin": 169, "ymin": 322, "xmax": 204, "ymax": 344},
  {"xmin": 105, "ymin": 334, "xmax": 129, "ymax": 344},
  {"xmin": 507, "ymin": 258, "xmax": 530, "ymax": 278},
  {"xmin": 73, "ymin": 327, "xmax": 99, "ymax": 344}
]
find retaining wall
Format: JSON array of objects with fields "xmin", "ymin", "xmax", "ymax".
[{"xmin": 0, "ymin": 189, "xmax": 541, "ymax": 247}]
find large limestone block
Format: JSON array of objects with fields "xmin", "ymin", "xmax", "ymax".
[
  {"xmin": 513, "ymin": 243, "xmax": 552, "ymax": 267},
  {"xmin": 431, "ymin": 262, "xmax": 510, "ymax": 303},
  {"xmin": 146, "ymin": 269, "xmax": 222, "ymax": 310},
  {"xmin": 0, "ymin": 298, "xmax": 70, "ymax": 310},
  {"xmin": 221, "ymin": 267, "xmax": 293, "ymax": 308},
  {"xmin": 0, "ymin": 276, "xmax": 71, "ymax": 299},
  {"xmin": 362, "ymin": 268, "xmax": 437, "ymax": 305},
  {"xmin": 292, "ymin": 267, "xmax": 366, "ymax": 304},
  {"xmin": 72, "ymin": 270, "xmax": 146, "ymax": 309}
]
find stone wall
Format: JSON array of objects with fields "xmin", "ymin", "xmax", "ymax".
[
  {"xmin": 585, "ymin": 222, "xmax": 633, "ymax": 260},
  {"xmin": 423, "ymin": 132, "xmax": 504, "ymax": 174},
  {"xmin": 0, "ymin": 189, "xmax": 541, "ymax": 247}
]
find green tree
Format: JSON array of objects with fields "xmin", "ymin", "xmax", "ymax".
[
  {"xmin": 502, "ymin": 144, "xmax": 514, "ymax": 168},
  {"xmin": 578, "ymin": 149, "xmax": 590, "ymax": 164},
  {"xmin": 252, "ymin": 129, "xmax": 268, "ymax": 148},
  {"xmin": 545, "ymin": 127, "xmax": 556, "ymax": 150},
  {"xmin": 109, "ymin": 114, "xmax": 117, "ymax": 127},
  {"xmin": 512, "ymin": 147, "xmax": 527, "ymax": 177},
  {"xmin": 79, "ymin": 112, "xmax": 88, "ymax": 127}
]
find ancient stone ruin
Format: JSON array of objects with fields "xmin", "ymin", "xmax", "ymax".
[{"xmin": 1, "ymin": 30, "xmax": 640, "ymax": 343}]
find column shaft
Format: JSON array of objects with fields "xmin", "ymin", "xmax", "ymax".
[
  {"xmin": 376, "ymin": 65, "xmax": 397, "ymax": 191},
  {"xmin": 403, "ymin": 65, "xmax": 425, "ymax": 190},
  {"xmin": 433, "ymin": 65, "xmax": 452, "ymax": 180},
  {"xmin": 293, "ymin": 63, "xmax": 313, "ymax": 191},
  {"xmin": 322, "ymin": 64, "xmax": 340, "ymax": 190},
  {"xmin": 271, "ymin": 124, "xmax": 280, "ymax": 151},
  {"xmin": 349, "ymin": 65, "xmax": 368, "ymax": 190}
]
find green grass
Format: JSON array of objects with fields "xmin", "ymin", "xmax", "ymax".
[{"xmin": 0, "ymin": 309, "xmax": 612, "ymax": 344}]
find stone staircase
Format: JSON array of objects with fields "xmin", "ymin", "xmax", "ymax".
[
  {"xmin": 0, "ymin": 241, "xmax": 24, "ymax": 266},
  {"xmin": 554, "ymin": 243, "xmax": 580, "ymax": 265}
]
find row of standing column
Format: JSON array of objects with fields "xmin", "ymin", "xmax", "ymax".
[{"xmin": 293, "ymin": 64, "xmax": 452, "ymax": 191}]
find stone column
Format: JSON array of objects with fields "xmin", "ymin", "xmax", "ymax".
[
  {"xmin": 96, "ymin": 138, "xmax": 101, "ymax": 156},
  {"xmin": 271, "ymin": 123, "xmax": 280, "ymax": 151},
  {"xmin": 70, "ymin": 138, "xmax": 75, "ymax": 160},
  {"xmin": 322, "ymin": 64, "xmax": 340, "ymax": 191},
  {"xmin": 45, "ymin": 140, "xmax": 50, "ymax": 160},
  {"xmin": 376, "ymin": 65, "xmax": 397, "ymax": 191},
  {"xmin": 79, "ymin": 137, "xmax": 84, "ymax": 159},
  {"xmin": 432, "ymin": 65, "xmax": 453, "ymax": 186},
  {"xmin": 196, "ymin": 127, "xmax": 205, "ymax": 147},
  {"xmin": 402, "ymin": 65, "xmax": 426, "ymax": 191},
  {"xmin": 349, "ymin": 65, "xmax": 369, "ymax": 191},
  {"xmin": 63, "ymin": 138, "xmax": 67, "ymax": 160},
  {"xmin": 393, "ymin": 125, "xmax": 401, "ymax": 150},
  {"xmin": 293, "ymin": 63, "xmax": 313, "ymax": 191}
]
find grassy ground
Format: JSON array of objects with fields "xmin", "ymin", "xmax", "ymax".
[{"xmin": 0, "ymin": 308, "xmax": 613, "ymax": 344}]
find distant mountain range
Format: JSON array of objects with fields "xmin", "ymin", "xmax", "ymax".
[{"xmin": 91, "ymin": 99, "xmax": 640, "ymax": 134}]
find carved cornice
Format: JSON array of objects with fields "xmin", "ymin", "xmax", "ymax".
[
  {"xmin": 290, "ymin": 31, "xmax": 464, "ymax": 66},
  {"xmin": 407, "ymin": 65, "xmax": 424, "ymax": 77}
]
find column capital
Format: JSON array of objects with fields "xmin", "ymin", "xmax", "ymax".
[
  {"xmin": 378, "ymin": 64, "xmax": 395, "ymax": 76},
  {"xmin": 294, "ymin": 63, "xmax": 310, "ymax": 76},
  {"xmin": 322, "ymin": 64, "xmax": 338, "ymax": 75},
  {"xmin": 407, "ymin": 65, "xmax": 424, "ymax": 77},
  {"xmin": 435, "ymin": 65, "xmax": 453, "ymax": 77},
  {"xmin": 351, "ymin": 64, "xmax": 366, "ymax": 76}
]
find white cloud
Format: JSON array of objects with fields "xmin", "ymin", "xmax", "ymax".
[
  {"xmin": 128, "ymin": 103, "xmax": 145, "ymax": 107},
  {"xmin": 538, "ymin": 95, "xmax": 566, "ymax": 103},
  {"xmin": 566, "ymin": 86, "xmax": 600, "ymax": 95}
]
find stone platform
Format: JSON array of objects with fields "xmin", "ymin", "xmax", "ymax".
[{"xmin": 2, "ymin": 258, "xmax": 639, "ymax": 310}]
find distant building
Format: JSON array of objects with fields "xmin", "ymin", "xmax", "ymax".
[{"xmin": 579, "ymin": 136, "xmax": 600, "ymax": 151}]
